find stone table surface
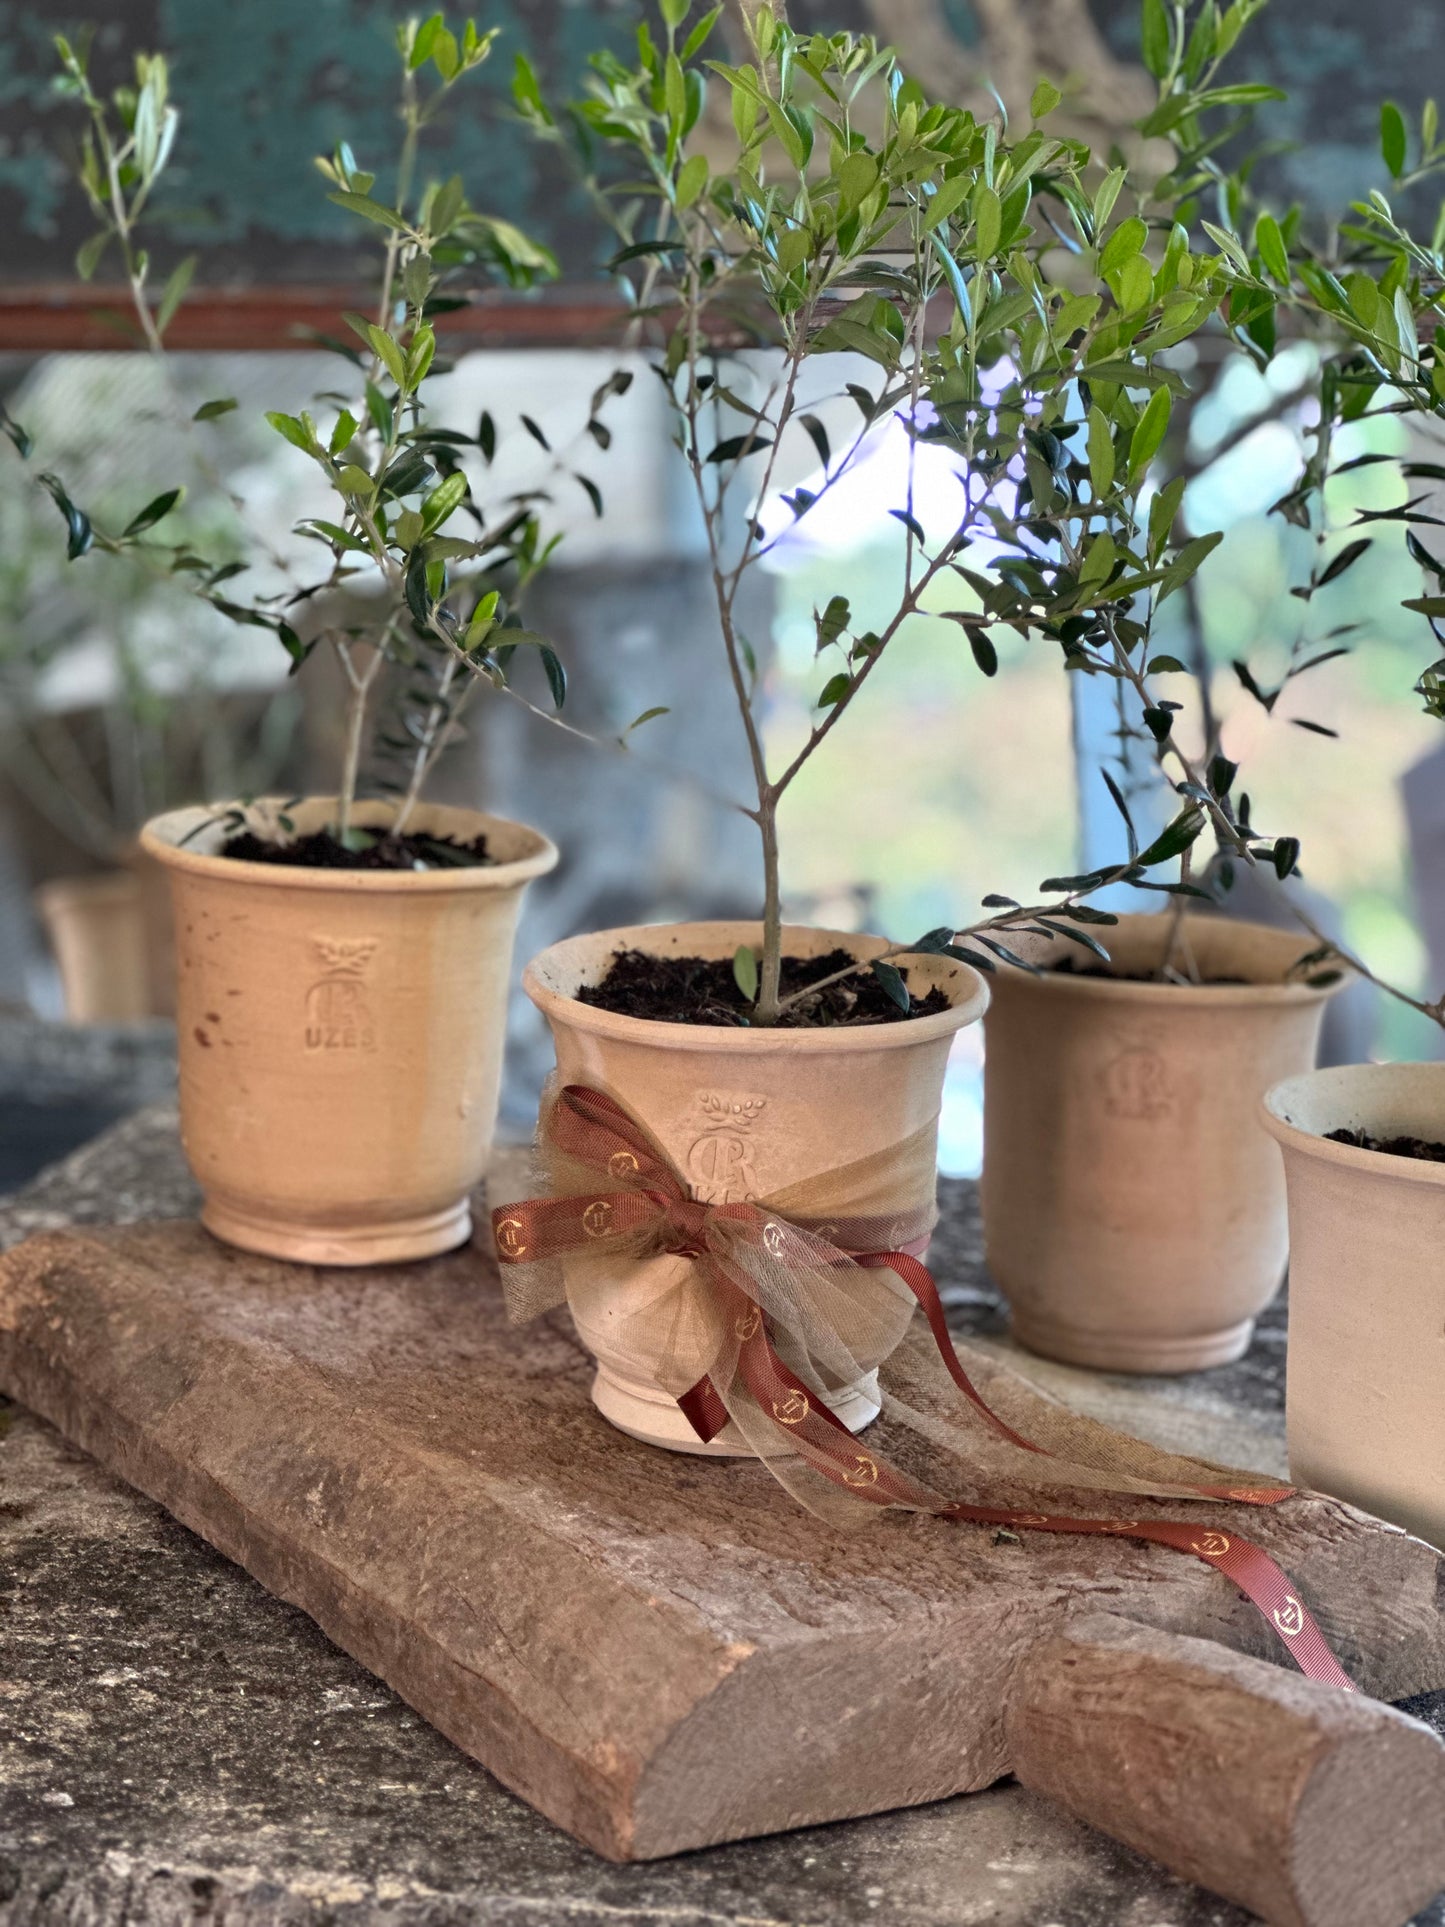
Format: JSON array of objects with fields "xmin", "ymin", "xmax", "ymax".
[
  {"xmin": 1, "ymin": 1106, "xmax": 1442, "ymax": 1927},
  {"xmin": 0, "ymin": 1015, "xmax": 176, "ymax": 1194}
]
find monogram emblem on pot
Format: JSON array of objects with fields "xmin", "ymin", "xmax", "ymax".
[
  {"xmin": 305, "ymin": 938, "xmax": 379, "ymax": 1054},
  {"xmin": 1273, "ymin": 1595, "xmax": 1305, "ymax": 1638},
  {"xmin": 496, "ymin": 1217, "xmax": 528, "ymax": 1259},
  {"xmin": 685, "ymin": 1092, "xmax": 765, "ymax": 1204},
  {"xmin": 1100, "ymin": 1047, "xmax": 1174, "ymax": 1120},
  {"xmin": 773, "ymin": 1387, "xmax": 809, "ymax": 1425}
]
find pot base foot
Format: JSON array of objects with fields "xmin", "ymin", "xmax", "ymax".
[
  {"xmin": 1009, "ymin": 1312, "xmax": 1255, "ymax": 1375},
  {"xmin": 592, "ymin": 1367, "xmax": 882, "ymax": 1456},
  {"xmin": 200, "ymin": 1197, "xmax": 473, "ymax": 1268}
]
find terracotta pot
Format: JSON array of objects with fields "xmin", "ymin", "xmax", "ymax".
[
  {"xmin": 142, "ymin": 797, "xmax": 557, "ymax": 1266},
  {"xmin": 1262, "ymin": 1062, "xmax": 1445, "ymax": 1550},
  {"xmin": 980, "ymin": 914, "xmax": 1344, "ymax": 1373},
  {"xmin": 35, "ymin": 871, "xmax": 152, "ymax": 1023},
  {"xmin": 523, "ymin": 921, "xmax": 989, "ymax": 1454}
]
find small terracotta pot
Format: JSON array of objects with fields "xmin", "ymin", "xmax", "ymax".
[
  {"xmin": 1262, "ymin": 1062, "xmax": 1445, "ymax": 1550},
  {"xmin": 142, "ymin": 797, "xmax": 557, "ymax": 1266},
  {"xmin": 35, "ymin": 871, "xmax": 153, "ymax": 1023},
  {"xmin": 524, "ymin": 921, "xmax": 989, "ymax": 1454},
  {"xmin": 980, "ymin": 914, "xmax": 1345, "ymax": 1373}
]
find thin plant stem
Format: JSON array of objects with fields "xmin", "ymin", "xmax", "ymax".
[{"xmin": 333, "ymin": 636, "xmax": 385, "ymax": 839}]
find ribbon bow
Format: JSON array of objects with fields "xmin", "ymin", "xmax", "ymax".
[{"xmin": 493, "ymin": 1082, "xmax": 1354, "ymax": 1691}]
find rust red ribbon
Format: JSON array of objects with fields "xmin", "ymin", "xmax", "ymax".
[{"xmin": 493, "ymin": 1083, "xmax": 1355, "ymax": 1692}]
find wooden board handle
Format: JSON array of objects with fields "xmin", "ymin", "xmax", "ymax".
[{"xmin": 1006, "ymin": 1613, "xmax": 1445, "ymax": 1927}]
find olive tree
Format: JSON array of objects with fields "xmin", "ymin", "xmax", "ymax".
[
  {"xmin": 517, "ymin": 0, "xmax": 1306, "ymax": 1021},
  {"xmin": 5, "ymin": 19, "xmax": 613, "ymax": 854}
]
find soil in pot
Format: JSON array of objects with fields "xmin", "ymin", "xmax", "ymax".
[
  {"xmin": 1324, "ymin": 1126, "xmax": 1445, "ymax": 1163},
  {"xmin": 222, "ymin": 828, "xmax": 491, "ymax": 872},
  {"xmin": 1048, "ymin": 956, "xmax": 1249, "ymax": 986},
  {"xmin": 576, "ymin": 946, "xmax": 949, "ymax": 1027}
]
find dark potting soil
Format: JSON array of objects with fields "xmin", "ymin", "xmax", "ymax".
[
  {"xmin": 1048, "ymin": 957, "xmax": 1248, "ymax": 985},
  {"xmin": 222, "ymin": 829, "xmax": 491, "ymax": 872},
  {"xmin": 577, "ymin": 947, "xmax": 950, "ymax": 1028},
  {"xmin": 1324, "ymin": 1126, "xmax": 1445, "ymax": 1164}
]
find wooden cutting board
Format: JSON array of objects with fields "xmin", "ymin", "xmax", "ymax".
[{"xmin": 1, "ymin": 1219, "xmax": 1443, "ymax": 1927}]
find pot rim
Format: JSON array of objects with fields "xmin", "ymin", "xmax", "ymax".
[
  {"xmin": 141, "ymin": 797, "xmax": 559, "ymax": 895},
  {"xmin": 1261, "ymin": 1061, "xmax": 1445, "ymax": 1187},
  {"xmin": 986, "ymin": 912, "xmax": 1345, "ymax": 1009},
  {"xmin": 523, "ymin": 919, "xmax": 990, "ymax": 1054}
]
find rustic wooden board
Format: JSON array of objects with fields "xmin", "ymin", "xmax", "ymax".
[{"xmin": 1, "ymin": 1218, "xmax": 1442, "ymax": 1867}]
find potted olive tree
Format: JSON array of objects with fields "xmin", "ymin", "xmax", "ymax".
[
  {"xmin": 501, "ymin": 1, "xmax": 1290, "ymax": 1446},
  {"xmin": 18, "ymin": 23, "xmax": 604, "ymax": 1263},
  {"xmin": 987, "ymin": 65, "xmax": 1445, "ymax": 1394},
  {"xmin": 1230, "ymin": 106, "xmax": 1445, "ymax": 1546},
  {"xmin": 964, "ymin": 6, "xmax": 1366, "ymax": 1375}
]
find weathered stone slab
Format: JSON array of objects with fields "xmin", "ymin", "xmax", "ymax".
[
  {"xmin": 2, "ymin": 1110, "xmax": 1444, "ymax": 1927},
  {"xmin": 1, "ymin": 1211, "xmax": 1442, "ymax": 1874}
]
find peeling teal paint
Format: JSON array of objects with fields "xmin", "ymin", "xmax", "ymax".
[
  {"xmin": 2, "ymin": 0, "xmax": 637, "ymax": 274},
  {"xmin": 3, "ymin": 0, "xmax": 1441, "ymax": 275},
  {"xmin": 0, "ymin": 3, "xmax": 69, "ymax": 236},
  {"xmin": 150, "ymin": 0, "xmax": 636, "ymax": 248},
  {"xmin": 158, "ymin": 0, "xmax": 493, "ymax": 244}
]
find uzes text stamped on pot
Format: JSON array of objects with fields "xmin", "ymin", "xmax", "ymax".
[{"xmin": 305, "ymin": 938, "xmax": 379, "ymax": 1053}]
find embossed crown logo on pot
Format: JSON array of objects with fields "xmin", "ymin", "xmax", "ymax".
[
  {"xmin": 305, "ymin": 938, "xmax": 379, "ymax": 1054},
  {"xmin": 685, "ymin": 1092, "xmax": 766, "ymax": 1204},
  {"xmin": 1101, "ymin": 1047, "xmax": 1175, "ymax": 1120}
]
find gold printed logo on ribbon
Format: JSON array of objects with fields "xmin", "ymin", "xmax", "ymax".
[
  {"xmin": 1274, "ymin": 1595, "xmax": 1305, "ymax": 1638},
  {"xmin": 844, "ymin": 1454, "xmax": 879, "ymax": 1488},
  {"xmin": 1191, "ymin": 1531, "xmax": 1231, "ymax": 1558},
  {"xmin": 496, "ymin": 1217, "xmax": 528, "ymax": 1259},
  {"xmin": 1100, "ymin": 1520, "xmax": 1139, "ymax": 1535},
  {"xmin": 582, "ymin": 1201, "xmax": 614, "ymax": 1239},
  {"xmin": 1014, "ymin": 1513, "xmax": 1050, "ymax": 1527},
  {"xmin": 608, "ymin": 1150, "xmax": 640, "ymax": 1178},
  {"xmin": 762, "ymin": 1221, "xmax": 787, "ymax": 1258},
  {"xmin": 735, "ymin": 1307, "xmax": 762, "ymax": 1341},
  {"xmin": 773, "ymin": 1388, "xmax": 810, "ymax": 1425}
]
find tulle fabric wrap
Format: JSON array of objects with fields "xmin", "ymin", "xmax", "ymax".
[
  {"xmin": 494, "ymin": 1079, "xmax": 1286, "ymax": 1521},
  {"xmin": 490, "ymin": 1079, "xmax": 1354, "ymax": 1691}
]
